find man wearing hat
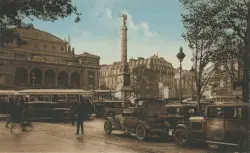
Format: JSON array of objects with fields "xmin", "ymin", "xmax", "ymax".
[{"xmin": 75, "ymin": 97, "xmax": 90, "ymax": 135}]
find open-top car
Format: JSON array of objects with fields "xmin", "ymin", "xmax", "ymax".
[
  {"xmin": 104, "ymin": 98, "xmax": 169, "ymax": 141},
  {"xmin": 173, "ymin": 103, "xmax": 249, "ymax": 151}
]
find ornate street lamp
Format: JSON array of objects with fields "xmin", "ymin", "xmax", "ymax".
[
  {"xmin": 176, "ymin": 46, "xmax": 186, "ymax": 103},
  {"xmin": 32, "ymin": 72, "xmax": 36, "ymax": 88},
  {"xmin": 190, "ymin": 66, "xmax": 195, "ymax": 100}
]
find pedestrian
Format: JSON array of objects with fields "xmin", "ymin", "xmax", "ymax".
[
  {"xmin": 75, "ymin": 97, "xmax": 90, "ymax": 135},
  {"xmin": 5, "ymin": 97, "xmax": 14, "ymax": 128},
  {"xmin": 11, "ymin": 100, "xmax": 22, "ymax": 124},
  {"xmin": 71, "ymin": 102, "xmax": 76, "ymax": 126}
]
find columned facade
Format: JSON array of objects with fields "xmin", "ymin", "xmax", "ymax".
[
  {"xmin": 12, "ymin": 66, "xmax": 84, "ymax": 89},
  {"xmin": 0, "ymin": 27, "xmax": 100, "ymax": 90}
]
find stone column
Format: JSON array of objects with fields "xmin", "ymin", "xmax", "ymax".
[
  {"xmin": 27, "ymin": 69, "xmax": 31, "ymax": 85},
  {"xmin": 55, "ymin": 73, "xmax": 58, "ymax": 88},
  {"xmin": 95, "ymin": 71, "xmax": 98, "ymax": 89},
  {"xmin": 121, "ymin": 26, "xmax": 128, "ymax": 63},
  {"xmin": 68, "ymin": 73, "xmax": 71, "ymax": 88},
  {"xmin": 84, "ymin": 69, "xmax": 88, "ymax": 89},
  {"xmin": 42, "ymin": 70, "xmax": 45, "ymax": 86},
  {"xmin": 80, "ymin": 70, "xmax": 83, "ymax": 88},
  {"xmin": 12, "ymin": 67, "xmax": 16, "ymax": 88}
]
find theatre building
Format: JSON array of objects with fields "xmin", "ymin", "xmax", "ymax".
[{"xmin": 0, "ymin": 27, "xmax": 100, "ymax": 90}]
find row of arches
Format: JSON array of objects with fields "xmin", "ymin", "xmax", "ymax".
[{"xmin": 15, "ymin": 67, "xmax": 81, "ymax": 87}]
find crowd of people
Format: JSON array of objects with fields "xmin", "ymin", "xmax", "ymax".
[
  {"xmin": 0, "ymin": 95, "xmax": 93, "ymax": 135},
  {"xmin": 0, "ymin": 96, "xmax": 29, "ymax": 131}
]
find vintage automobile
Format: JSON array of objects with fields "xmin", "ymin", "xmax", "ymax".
[
  {"xmin": 173, "ymin": 103, "xmax": 249, "ymax": 151},
  {"xmin": 159, "ymin": 103, "xmax": 198, "ymax": 136},
  {"xmin": 104, "ymin": 101, "xmax": 125, "ymax": 118},
  {"xmin": 104, "ymin": 98, "xmax": 169, "ymax": 141},
  {"xmin": 93, "ymin": 100, "xmax": 125, "ymax": 117}
]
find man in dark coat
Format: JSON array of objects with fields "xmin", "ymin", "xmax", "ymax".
[
  {"xmin": 11, "ymin": 101, "xmax": 22, "ymax": 123},
  {"xmin": 76, "ymin": 97, "xmax": 90, "ymax": 135},
  {"xmin": 71, "ymin": 102, "xmax": 76, "ymax": 126},
  {"xmin": 5, "ymin": 97, "xmax": 14, "ymax": 128}
]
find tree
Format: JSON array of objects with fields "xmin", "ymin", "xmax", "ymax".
[
  {"xmin": 180, "ymin": 0, "xmax": 250, "ymax": 102},
  {"xmin": 180, "ymin": 0, "xmax": 223, "ymax": 113},
  {"xmin": 0, "ymin": 0, "xmax": 81, "ymax": 46},
  {"xmin": 131, "ymin": 65, "xmax": 159, "ymax": 98}
]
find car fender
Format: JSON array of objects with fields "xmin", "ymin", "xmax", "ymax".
[
  {"xmin": 175, "ymin": 124, "xmax": 191, "ymax": 135},
  {"xmin": 105, "ymin": 111, "xmax": 114, "ymax": 117},
  {"xmin": 105, "ymin": 117, "xmax": 120, "ymax": 129},
  {"xmin": 137, "ymin": 120, "xmax": 151, "ymax": 129}
]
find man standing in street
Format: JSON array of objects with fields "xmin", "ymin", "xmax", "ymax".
[
  {"xmin": 71, "ymin": 102, "xmax": 76, "ymax": 126},
  {"xmin": 75, "ymin": 97, "xmax": 90, "ymax": 135},
  {"xmin": 5, "ymin": 96, "xmax": 15, "ymax": 128}
]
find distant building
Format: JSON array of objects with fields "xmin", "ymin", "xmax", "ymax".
[
  {"xmin": 100, "ymin": 54, "xmax": 176, "ymax": 98},
  {"xmin": 174, "ymin": 68, "xmax": 194, "ymax": 100},
  {"xmin": 203, "ymin": 59, "xmax": 246, "ymax": 102},
  {"xmin": 0, "ymin": 27, "xmax": 100, "ymax": 90}
]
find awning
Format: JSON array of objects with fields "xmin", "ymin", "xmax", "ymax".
[
  {"xmin": 0, "ymin": 90, "xmax": 18, "ymax": 96},
  {"xmin": 17, "ymin": 89, "xmax": 93, "ymax": 95}
]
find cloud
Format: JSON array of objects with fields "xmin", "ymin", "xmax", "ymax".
[
  {"xmin": 105, "ymin": 8, "xmax": 113, "ymax": 19},
  {"xmin": 71, "ymin": 7, "xmax": 192, "ymax": 70},
  {"xmin": 98, "ymin": 9, "xmax": 158, "ymax": 37},
  {"xmin": 121, "ymin": 10, "xmax": 158, "ymax": 37}
]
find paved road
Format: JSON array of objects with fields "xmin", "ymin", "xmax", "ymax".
[{"xmin": 0, "ymin": 119, "xmax": 237, "ymax": 153}]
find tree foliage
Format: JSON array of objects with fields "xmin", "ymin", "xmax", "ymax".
[
  {"xmin": 131, "ymin": 65, "xmax": 159, "ymax": 98},
  {"xmin": 0, "ymin": 0, "xmax": 81, "ymax": 46},
  {"xmin": 180, "ymin": 0, "xmax": 221, "ymax": 112},
  {"xmin": 180, "ymin": 0, "xmax": 250, "ymax": 103}
]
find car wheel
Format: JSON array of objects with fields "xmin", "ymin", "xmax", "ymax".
[
  {"xmin": 174, "ymin": 128, "xmax": 190, "ymax": 146},
  {"xmin": 104, "ymin": 121, "xmax": 112, "ymax": 135},
  {"xmin": 136, "ymin": 124, "xmax": 147, "ymax": 141}
]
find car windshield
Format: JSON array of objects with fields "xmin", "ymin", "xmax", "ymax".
[{"xmin": 207, "ymin": 106, "xmax": 249, "ymax": 121}]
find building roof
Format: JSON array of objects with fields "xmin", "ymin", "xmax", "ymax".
[
  {"xmin": 15, "ymin": 28, "xmax": 66, "ymax": 44},
  {"xmin": 76, "ymin": 52, "xmax": 100, "ymax": 59}
]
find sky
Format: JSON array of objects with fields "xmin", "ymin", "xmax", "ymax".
[{"xmin": 30, "ymin": 0, "xmax": 193, "ymax": 69}]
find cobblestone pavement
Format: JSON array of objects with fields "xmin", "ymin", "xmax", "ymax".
[{"xmin": 0, "ymin": 119, "xmax": 237, "ymax": 153}]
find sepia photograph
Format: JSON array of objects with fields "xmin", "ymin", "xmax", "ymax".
[{"xmin": 0, "ymin": 0, "xmax": 249, "ymax": 152}]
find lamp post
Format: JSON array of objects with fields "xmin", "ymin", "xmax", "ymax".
[
  {"xmin": 190, "ymin": 66, "xmax": 195, "ymax": 100},
  {"xmin": 32, "ymin": 72, "xmax": 36, "ymax": 88},
  {"xmin": 176, "ymin": 46, "xmax": 186, "ymax": 104}
]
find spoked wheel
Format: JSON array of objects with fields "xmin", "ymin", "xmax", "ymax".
[
  {"xmin": 174, "ymin": 128, "xmax": 190, "ymax": 146},
  {"xmin": 136, "ymin": 124, "xmax": 147, "ymax": 141},
  {"xmin": 104, "ymin": 121, "xmax": 112, "ymax": 135}
]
